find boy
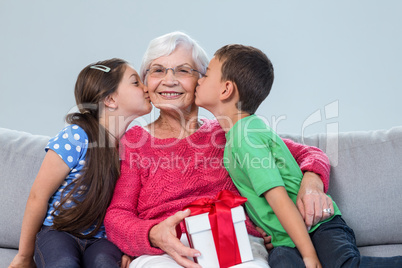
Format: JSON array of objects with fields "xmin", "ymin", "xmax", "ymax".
[{"xmin": 195, "ymin": 45, "xmax": 401, "ymax": 267}]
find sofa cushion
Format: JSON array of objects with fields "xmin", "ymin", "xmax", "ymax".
[
  {"xmin": 0, "ymin": 248, "xmax": 18, "ymax": 266},
  {"xmin": 359, "ymin": 244, "xmax": 402, "ymax": 258},
  {"xmin": 283, "ymin": 126, "xmax": 402, "ymax": 248},
  {"xmin": 0, "ymin": 128, "xmax": 49, "ymax": 249}
]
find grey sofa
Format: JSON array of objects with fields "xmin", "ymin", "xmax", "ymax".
[{"xmin": 1, "ymin": 126, "xmax": 402, "ymax": 266}]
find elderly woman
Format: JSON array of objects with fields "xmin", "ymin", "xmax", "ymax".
[{"xmin": 105, "ymin": 32, "xmax": 333, "ymax": 268}]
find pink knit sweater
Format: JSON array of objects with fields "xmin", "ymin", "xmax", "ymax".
[{"xmin": 104, "ymin": 119, "xmax": 330, "ymax": 256}]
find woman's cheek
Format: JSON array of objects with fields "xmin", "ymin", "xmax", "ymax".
[
  {"xmin": 185, "ymin": 78, "xmax": 199, "ymax": 93},
  {"xmin": 146, "ymin": 78, "xmax": 158, "ymax": 93}
]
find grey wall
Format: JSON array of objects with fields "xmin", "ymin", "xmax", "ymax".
[{"xmin": 1, "ymin": 0, "xmax": 401, "ymax": 137}]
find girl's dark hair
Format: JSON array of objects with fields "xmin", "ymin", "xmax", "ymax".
[{"xmin": 52, "ymin": 58, "xmax": 128, "ymax": 238}]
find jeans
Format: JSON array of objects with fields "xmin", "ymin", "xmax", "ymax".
[
  {"xmin": 34, "ymin": 226, "xmax": 122, "ymax": 268},
  {"xmin": 268, "ymin": 216, "xmax": 402, "ymax": 268}
]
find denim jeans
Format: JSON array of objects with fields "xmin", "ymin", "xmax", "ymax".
[
  {"xmin": 34, "ymin": 226, "xmax": 122, "ymax": 268},
  {"xmin": 268, "ymin": 216, "xmax": 402, "ymax": 268}
]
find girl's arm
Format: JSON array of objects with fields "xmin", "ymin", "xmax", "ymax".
[
  {"xmin": 264, "ymin": 187, "xmax": 321, "ymax": 268},
  {"xmin": 9, "ymin": 150, "xmax": 69, "ymax": 268}
]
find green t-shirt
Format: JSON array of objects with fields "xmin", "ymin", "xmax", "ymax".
[{"xmin": 223, "ymin": 115, "xmax": 341, "ymax": 247}]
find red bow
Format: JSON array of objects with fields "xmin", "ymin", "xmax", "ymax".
[{"xmin": 183, "ymin": 190, "xmax": 247, "ymax": 268}]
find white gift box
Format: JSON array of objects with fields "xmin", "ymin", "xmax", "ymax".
[{"xmin": 184, "ymin": 205, "xmax": 254, "ymax": 268}]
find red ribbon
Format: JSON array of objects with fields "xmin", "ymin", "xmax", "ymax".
[{"xmin": 183, "ymin": 190, "xmax": 247, "ymax": 268}]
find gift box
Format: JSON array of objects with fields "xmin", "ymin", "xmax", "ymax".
[{"xmin": 183, "ymin": 190, "xmax": 254, "ymax": 268}]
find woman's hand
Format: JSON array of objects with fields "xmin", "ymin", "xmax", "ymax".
[
  {"xmin": 296, "ymin": 172, "xmax": 334, "ymax": 230},
  {"xmin": 255, "ymin": 226, "xmax": 273, "ymax": 251},
  {"xmin": 149, "ymin": 209, "xmax": 201, "ymax": 268}
]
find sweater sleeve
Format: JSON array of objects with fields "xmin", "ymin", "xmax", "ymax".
[
  {"xmin": 104, "ymin": 136, "xmax": 164, "ymax": 256},
  {"xmin": 281, "ymin": 138, "xmax": 330, "ymax": 193}
]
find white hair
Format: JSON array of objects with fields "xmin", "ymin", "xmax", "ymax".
[{"xmin": 140, "ymin": 31, "xmax": 209, "ymax": 83}]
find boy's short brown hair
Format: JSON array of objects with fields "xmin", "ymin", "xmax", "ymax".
[{"xmin": 214, "ymin": 44, "xmax": 274, "ymax": 114}]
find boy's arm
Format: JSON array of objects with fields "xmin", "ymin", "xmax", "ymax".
[{"xmin": 264, "ymin": 187, "xmax": 321, "ymax": 267}]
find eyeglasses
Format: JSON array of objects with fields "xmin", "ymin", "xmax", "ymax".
[{"xmin": 146, "ymin": 65, "xmax": 205, "ymax": 78}]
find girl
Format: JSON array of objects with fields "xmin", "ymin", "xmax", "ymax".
[{"xmin": 9, "ymin": 58, "xmax": 152, "ymax": 268}]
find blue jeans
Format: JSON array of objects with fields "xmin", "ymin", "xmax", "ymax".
[
  {"xmin": 34, "ymin": 226, "xmax": 122, "ymax": 268},
  {"xmin": 268, "ymin": 216, "xmax": 402, "ymax": 268}
]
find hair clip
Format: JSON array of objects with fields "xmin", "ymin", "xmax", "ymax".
[{"xmin": 90, "ymin": 65, "xmax": 111, "ymax": 73}]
